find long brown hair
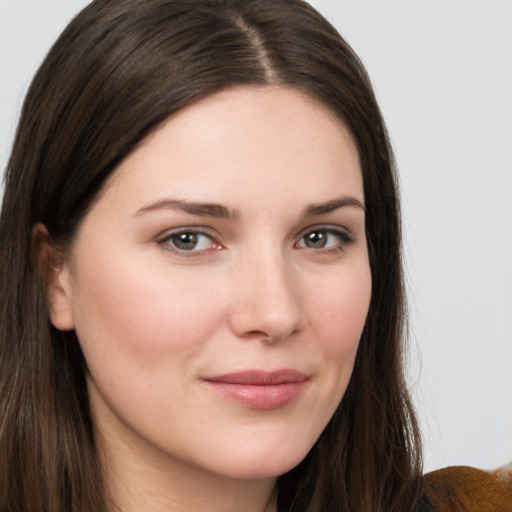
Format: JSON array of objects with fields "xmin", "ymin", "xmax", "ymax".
[{"xmin": 0, "ymin": 1, "xmax": 423, "ymax": 510}]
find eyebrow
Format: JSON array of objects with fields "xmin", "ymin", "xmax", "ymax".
[
  {"xmin": 304, "ymin": 197, "xmax": 365, "ymax": 216},
  {"xmin": 135, "ymin": 199, "xmax": 238, "ymax": 219},
  {"xmin": 135, "ymin": 195, "xmax": 364, "ymax": 219}
]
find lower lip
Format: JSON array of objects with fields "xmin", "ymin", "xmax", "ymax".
[{"xmin": 204, "ymin": 381, "xmax": 306, "ymax": 410}]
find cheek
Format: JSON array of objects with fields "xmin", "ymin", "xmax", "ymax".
[
  {"xmin": 67, "ymin": 253, "xmax": 229, "ymax": 439},
  {"xmin": 69, "ymin": 251, "xmax": 225, "ymax": 376},
  {"xmin": 308, "ymin": 261, "xmax": 371, "ymax": 402},
  {"xmin": 293, "ymin": 262, "xmax": 371, "ymax": 443},
  {"xmin": 312, "ymin": 263, "xmax": 371, "ymax": 357}
]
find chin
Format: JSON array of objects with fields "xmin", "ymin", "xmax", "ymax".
[{"xmin": 211, "ymin": 445, "xmax": 310, "ymax": 481}]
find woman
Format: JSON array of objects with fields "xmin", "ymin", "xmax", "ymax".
[{"xmin": 0, "ymin": 0, "xmax": 425, "ymax": 510}]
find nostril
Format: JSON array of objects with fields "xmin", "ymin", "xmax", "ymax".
[{"xmin": 242, "ymin": 329, "xmax": 280, "ymax": 343}]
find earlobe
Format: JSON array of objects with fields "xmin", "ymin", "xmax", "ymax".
[{"xmin": 32, "ymin": 223, "xmax": 75, "ymax": 331}]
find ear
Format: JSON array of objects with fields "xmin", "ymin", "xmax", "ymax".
[{"xmin": 32, "ymin": 223, "xmax": 75, "ymax": 331}]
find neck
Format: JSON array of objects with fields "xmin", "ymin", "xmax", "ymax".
[
  {"xmin": 106, "ymin": 462, "xmax": 277, "ymax": 512},
  {"xmin": 96, "ymin": 416, "xmax": 277, "ymax": 512}
]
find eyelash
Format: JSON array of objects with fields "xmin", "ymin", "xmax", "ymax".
[
  {"xmin": 156, "ymin": 225, "xmax": 354, "ymax": 257},
  {"xmin": 296, "ymin": 226, "xmax": 354, "ymax": 254},
  {"xmin": 157, "ymin": 228, "xmax": 221, "ymax": 257}
]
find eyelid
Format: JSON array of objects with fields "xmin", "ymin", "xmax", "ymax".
[
  {"xmin": 154, "ymin": 223, "xmax": 355, "ymax": 257},
  {"xmin": 296, "ymin": 223, "xmax": 354, "ymax": 240},
  {"xmin": 156, "ymin": 226, "xmax": 223, "ymax": 256},
  {"xmin": 294, "ymin": 224, "xmax": 355, "ymax": 250}
]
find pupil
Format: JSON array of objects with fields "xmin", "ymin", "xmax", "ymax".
[
  {"xmin": 306, "ymin": 231, "xmax": 326, "ymax": 248},
  {"xmin": 174, "ymin": 232, "xmax": 198, "ymax": 250}
]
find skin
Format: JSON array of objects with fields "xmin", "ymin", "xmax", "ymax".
[{"xmin": 46, "ymin": 86, "xmax": 372, "ymax": 512}]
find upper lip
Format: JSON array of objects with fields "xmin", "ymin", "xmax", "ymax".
[{"xmin": 203, "ymin": 369, "xmax": 308, "ymax": 385}]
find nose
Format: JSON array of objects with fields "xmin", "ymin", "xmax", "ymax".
[{"xmin": 228, "ymin": 251, "xmax": 303, "ymax": 343}]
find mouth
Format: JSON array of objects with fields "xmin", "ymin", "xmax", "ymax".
[{"xmin": 202, "ymin": 370, "xmax": 309, "ymax": 410}]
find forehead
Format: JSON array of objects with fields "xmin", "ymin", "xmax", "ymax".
[{"xmin": 95, "ymin": 86, "xmax": 363, "ymax": 215}]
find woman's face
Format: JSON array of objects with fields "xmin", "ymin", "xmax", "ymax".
[{"xmin": 49, "ymin": 86, "xmax": 371, "ymax": 482}]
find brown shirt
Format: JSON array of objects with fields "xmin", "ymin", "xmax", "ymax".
[{"xmin": 422, "ymin": 463, "xmax": 512, "ymax": 512}]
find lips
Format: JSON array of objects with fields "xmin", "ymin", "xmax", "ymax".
[{"xmin": 202, "ymin": 370, "xmax": 308, "ymax": 410}]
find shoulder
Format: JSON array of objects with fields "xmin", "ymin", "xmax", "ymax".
[{"xmin": 422, "ymin": 461, "xmax": 512, "ymax": 511}]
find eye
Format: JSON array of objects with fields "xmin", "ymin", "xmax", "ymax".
[
  {"xmin": 296, "ymin": 227, "xmax": 352, "ymax": 251},
  {"xmin": 158, "ymin": 229, "xmax": 221, "ymax": 253}
]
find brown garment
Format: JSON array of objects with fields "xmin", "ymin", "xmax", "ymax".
[{"xmin": 423, "ymin": 462, "xmax": 512, "ymax": 512}]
